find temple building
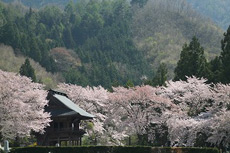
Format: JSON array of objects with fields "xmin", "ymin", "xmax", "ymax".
[{"xmin": 36, "ymin": 89, "xmax": 94, "ymax": 146}]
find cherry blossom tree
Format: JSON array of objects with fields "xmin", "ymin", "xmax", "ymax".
[
  {"xmin": 166, "ymin": 114, "xmax": 211, "ymax": 147},
  {"xmin": 59, "ymin": 78, "xmax": 230, "ymax": 148},
  {"xmin": 58, "ymin": 84, "xmax": 177, "ymax": 145},
  {"xmin": 206, "ymin": 83, "xmax": 230, "ymax": 149},
  {"xmin": 0, "ymin": 70, "xmax": 51, "ymax": 140},
  {"xmin": 161, "ymin": 76, "xmax": 213, "ymax": 116},
  {"xmin": 207, "ymin": 111, "xmax": 230, "ymax": 149},
  {"xmin": 108, "ymin": 85, "xmax": 178, "ymax": 144},
  {"xmin": 160, "ymin": 77, "xmax": 212, "ymax": 146},
  {"xmin": 162, "ymin": 76, "xmax": 230, "ymax": 148}
]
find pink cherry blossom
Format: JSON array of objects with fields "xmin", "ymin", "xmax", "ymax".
[{"xmin": 0, "ymin": 70, "xmax": 50, "ymax": 140}]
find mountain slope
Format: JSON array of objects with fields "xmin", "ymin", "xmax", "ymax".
[
  {"xmin": 0, "ymin": 0, "xmax": 151, "ymax": 88},
  {"xmin": 0, "ymin": 44, "xmax": 62, "ymax": 88},
  {"xmin": 2, "ymin": 0, "xmax": 78, "ymax": 8},
  {"xmin": 131, "ymin": 0, "xmax": 223, "ymax": 78},
  {"xmin": 0, "ymin": 0, "xmax": 224, "ymax": 87},
  {"xmin": 186, "ymin": 0, "xmax": 230, "ymax": 30}
]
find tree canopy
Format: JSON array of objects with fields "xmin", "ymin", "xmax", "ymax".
[
  {"xmin": 0, "ymin": 70, "xmax": 50, "ymax": 140},
  {"xmin": 20, "ymin": 58, "xmax": 37, "ymax": 82},
  {"xmin": 174, "ymin": 37, "xmax": 209, "ymax": 81},
  {"xmin": 58, "ymin": 77, "xmax": 230, "ymax": 148},
  {"xmin": 220, "ymin": 26, "xmax": 230, "ymax": 83}
]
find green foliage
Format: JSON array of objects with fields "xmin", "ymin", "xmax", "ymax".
[
  {"xmin": 220, "ymin": 26, "xmax": 230, "ymax": 83},
  {"xmin": 0, "ymin": 44, "xmax": 61, "ymax": 89},
  {"xmin": 0, "ymin": 0, "xmax": 152, "ymax": 88},
  {"xmin": 206, "ymin": 25, "xmax": 230, "ymax": 84},
  {"xmin": 0, "ymin": 0, "xmax": 224, "ymax": 88},
  {"xmin": 148, "ymin": 63, "xmax": 168, "ymax": 87},
  {"xmin": 152, "ymin": 147, "xmax": 220, "ymax": 153},
  {"xmin": 0, "ymin": 4, "xmax": 57, "ymax": 72},
  {"xmin": 11, "ymin": 146, "xmax": 113, "ymax": 153},
  {"xmin": 131, "ymin": 0, "xmax": 148, "ymax": 7},
  {"xmin": 10, "ymin": 146, "xmax": 219, "ymax": 153},
  {"xmin": 174, "ymin": 37, "xmax": 209, "ymax": 81},
  {"xmin": 64, "ymin": 68, "xmax": 88, "ymax": 87},
  {"xmin": 2, "ymin": 0, "xmax": 79, "ymax": 9},
  {"xmin": 187, "ymin": 0, "xmax": 230, "ymax": 30},
  {"xmin": 154, "ymin": 63, "xmax": 167, "ymax": 86},
  {"xmin": 113, "ymin": 146, "xmax": 151, "ymax": 153},
  {"xmin": 125, "ymin": 80, "xmax": 134, "ymax": 88},
  {"xmin": 208, "ymin": 57, "xmax": 223, "ymax": 83},
  {"xmin": 132, "ymin": 0, "xmax": 222, "ymax": 79},
  {"xmin": 20, "ymin": 58, "xmax": 37, "ymax": 82}
]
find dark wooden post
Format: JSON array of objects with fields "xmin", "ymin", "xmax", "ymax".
[
  {"xmin": 128, "ymin": 136, "xmax": 131, "ymax": 146},
  {"xmin": 80, "ymin": 137, "xmax": 82, "ymax": 146},
  {"xmin": 95, "ymin": 137, "xmax": 98, "ymax": 145}
]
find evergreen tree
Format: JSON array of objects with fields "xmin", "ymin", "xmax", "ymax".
[
  {"xmin": 220, "ymin": 26, "xmax": 230, "ymax": 83},
  {"xmin": 64, "ymin": 0, "xmax": 75, "ymax": 16},
  {"xmin": 208, "ymin": 57, "xmax": 223, "ymax": 83},
  {"xmin": 152, "ymin": 63, "xmax": 168, "ymax": 86},
  {"xmin": 19, "ymin": 58, "xmax": 37, "ymax": 82},
  {"xmin": 63, "ymin": 26, "xmax": 75, "ymax": 48},
  {"xmin": 125, "ymin": 80, "xmax": 134, "ymax": 88},
  {"xmin": 29, "ymin": 37, "xmax": 41, "ymax": 62},
  {"xmin": 0, "ymin": 0, "xmax": 151, "ymax": 88},
  {"xmin": 131, "ymin": 0, "xmax": 148, "ymax": 7},
  {"xmin": 1, "ymin": 22, "xmax": 16, "ymax": 47},
  {"xmin": 174, "ymin": 37, "xmax": 209, "ymax": 81}
]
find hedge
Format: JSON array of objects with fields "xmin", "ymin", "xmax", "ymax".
[
  {"xmin": 10, "ymin": 146, "xmax": 219, "ymax": 153},
  {"xmin": 152, "ymin": 147, "xmax": 220, "ymax": 153}
]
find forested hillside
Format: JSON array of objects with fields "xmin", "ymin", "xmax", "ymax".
[
  {"xmin": 0, "ymin": 44, "xmax": 62, "ymax": 88},
  {"xmin": 3, "ymin": 0, "xmax": 230, "ymax": 30},
  {"xmin": 0, "ymin": 0, "xmax": 224, "ymax": 88},
  {"xmin": 2, "ymin": 0, "xmax": 78, "ymax": 8},
  {"xmin": 131, "ymin": 0, "xmax": 223, "ymax": 77},
  {"xmin": 0, "ymin": 0, "xmax": 151, "ymax": 88},
  {"xmin": 187, "ymin": 0, "xmax": 230, "ymax": 30}
]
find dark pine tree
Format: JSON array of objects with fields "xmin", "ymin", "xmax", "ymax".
[
  {"xmin": 220, "ymin": 26, "xmax": 230, "ymax": 83},
  {"xmin": 174, "ymin": 37, "xmax": 209, "ymax": 81},
  {"xmin": 152, "ymin": 63, "xmax": 168, "ymax": 86},
  {"xmin": 208, "ymin": 57, "xmax": 223, "ymax": 83},
  {"xmin": 19, "ymin": 58, "xmax": 37, "ymax": 82},
  {"xmin": 63, "ymin": 26, "xmax": 75, "ymax": 48},
  {"xmin": 29, "ymin": 37, "xmax": 42, "ymax": 62}
]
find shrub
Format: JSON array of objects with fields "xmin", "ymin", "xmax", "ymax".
[
  {"xmin": 10, "ymin": 146, "xmax": 219, "ymax": 153},
  {"xmin": 113, "ymin": 146, "xmax": 151, "ymax": 153},
  {"xmin": 151, "ymin": 147, "xmax": 220, "ymax": 153}
]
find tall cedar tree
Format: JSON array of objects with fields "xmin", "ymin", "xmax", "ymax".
[
  {"xmin": 208, "ymin": 57, "xmax": 222, "ymax": 83},
  {"xmin": 174, "ymin": 37, "xmax": 209, "ymax": 81},
  {"xmin": 221, "ymin": 26, "xmax": 230, "ymax": 83},
  {"xmin": 152, "ymin": 63, "xmax": 168, "ymax": 86},
  {"xmin": 19, "ymin": 58, "xmax": 37, "ymax": 82}
]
